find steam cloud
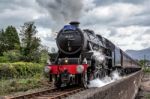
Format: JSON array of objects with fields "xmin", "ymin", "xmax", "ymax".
[
  {"xmin": 36, "ymin": 0, "xmax": 83, "ymax": 31},
  {"xmin": 88, "ymin": 70, "xmax": 122, "ymax": 88}
]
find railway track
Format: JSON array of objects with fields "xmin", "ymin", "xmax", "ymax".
[
  {"xmin": 2, "ymin": 71, "xmax": 142, "ymax": 99},
  {"xmin": 4, "ymin": 87, "xmax": 84, "ymax": 99}
]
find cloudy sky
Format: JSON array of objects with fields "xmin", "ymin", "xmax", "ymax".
[{"xmin": 0, "ymin": 0, "xmax": 150, "ymax": 51}]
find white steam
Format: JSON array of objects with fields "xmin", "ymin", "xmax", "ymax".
[
  {"xmin": 90, "ymin": 51, "xmax": 105, "ymax": 64},
  {"xmin": 88, "ymin": 70, "xmax": 122, "ymax": 88}
]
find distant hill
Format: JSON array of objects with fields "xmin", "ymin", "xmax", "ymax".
[{"xmin": 125, "ymin": 47, "xmax": 150, "ymax": 60}]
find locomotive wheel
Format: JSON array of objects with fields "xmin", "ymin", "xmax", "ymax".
[
  {"xmin": 94, "ymin": 69, "xmax": 107, "ymax": 79},
  {"xmin": 55, "ymin": 81, "xmax": 61, "ymax": 88},
  {"xmin": 89, "ymin": 72, "xmax": 95, "ymax": 80},
  {"xmin": 82, "ymin": 71, "xmax": 88, "ymax": 88},
  {"xmin": 120, "ymin": 69, "xmax": 125, "ymax": 76},
  {"xmin": 115, "ymin": 68, "xmax": 123, "ymax": 76},
  {"xmin": 100, "ymin": 69, "xmax": 107, "ymax": 78},
  {"xmin": 94, "ymin": 70, "xmax": 100, "ymax": 78},
  {"xmin": 54, "ymin": 76, "xmax": 62, "ymax": 88}
]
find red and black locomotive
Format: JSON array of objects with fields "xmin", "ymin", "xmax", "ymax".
[{"xmin": 44, "ymin": 21, "xmax": 141, "ymax": 88}]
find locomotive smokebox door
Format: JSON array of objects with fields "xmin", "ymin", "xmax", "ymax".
[{"xmin": 56, "ymin": 21, "xmax": 84, "ymax": 55}]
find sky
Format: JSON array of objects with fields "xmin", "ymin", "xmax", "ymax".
[{"xmin": 0, "ymin": 0, "xmax": 150, "ymax": 51}]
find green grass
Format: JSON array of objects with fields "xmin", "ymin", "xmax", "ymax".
[
  {"xmin": 0, "ymin": 56, "xmax": 9, "ymax": 63},
  {"xmin": 0, "ymin": 74, "xmax": 49, "ymax": 95},
  {"xmin": 144, "ymin": 94, "xmax": 150, "ymax": 99},
  {"xmin": 143, "ymin": 67, "xmax": 150, "ymax": 73}
]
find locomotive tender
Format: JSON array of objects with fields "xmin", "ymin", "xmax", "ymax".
[{"xmin": 44, "ymin": 21, "xmax": 141, "ymax": 88}]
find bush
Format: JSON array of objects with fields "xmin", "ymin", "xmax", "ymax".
[
  {"xmin": 0, "ymin": 56, "xmax": 9, "ymax": 63},
  {"xmin": 143, "ymin": 67, "xmax": 150, "ymax": 73},
  {"xmin": 40, "ymin": 50, "xmax": 49, "ymax": 64},
  {"xmin": 0, "ymin": 62, "xmax": 43, "ymax": 79},
  {"xmin": 20, "ymin": 51, "xmax": 42, "ymax": 63},
  {"xmin": 3, "ymin": 50, "xmax": 21, "ymax": 62}
]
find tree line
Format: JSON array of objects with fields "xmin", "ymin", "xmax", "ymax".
[{"xmin": 0, "ymin": 22, "xmax": 47, "ymax": 63}]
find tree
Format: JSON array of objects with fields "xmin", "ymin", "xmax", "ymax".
[
  {"xmin": 20, "ymin": 22, "xmax": 41, "ymax": 62},
  {"xmin": 4, "ymin": 26, "xmax": 20, "ymax": 50},
  {"xmin": 0, "ymin": 29, "xmax": 6, "ymax": 55},
  {"xmin": 0, "ymin": 26, "xmax": 20, "ymax": 56}
]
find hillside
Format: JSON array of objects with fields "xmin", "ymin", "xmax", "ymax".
[{"xmin": 126, "ymin": 47, "xmax": 150, "ymax": 60}]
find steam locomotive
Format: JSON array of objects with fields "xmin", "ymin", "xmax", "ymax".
[{"xmin": 44, "ymin": 21, "xmax": 141, "ymax": 88}]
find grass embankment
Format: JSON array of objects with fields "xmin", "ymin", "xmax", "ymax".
[
  {"xmin": 143, "ymin": 67, "xmax": 150, "ymax": 73},
  {"xmin": 0, "ymin": 62, "xmax": 49, "ymax": 95},
  {"xmin": 0, "ymin": 75, "xmax": 49, "ymax": 95}
]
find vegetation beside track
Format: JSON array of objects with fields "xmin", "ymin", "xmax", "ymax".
[
  {"xmin": 0, "ymin": 74, "xmax": 50, "ymax": 95},
  {"xmin": 0, "ymin": 22, "xmax": 51, "ymax": 96},
  {"xmin": 0, "ymin": 62, "xmax": 50, "ymax": 95},
  {"xmin": 0, "ymin": 62, "xmax": 43, "ymax": 79},
  {"xmin": 143, "ymin": 67, "xmax": 150, "ymax": 73}
]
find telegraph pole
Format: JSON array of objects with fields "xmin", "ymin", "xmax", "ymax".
[{"xmin": 144, "ymin": 55, "xmax": 146, "ymax": 67}]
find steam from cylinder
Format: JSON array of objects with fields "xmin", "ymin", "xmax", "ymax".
[{"xmin": 91, "ymin": 51, "xmax": 105, "ymax": 64}]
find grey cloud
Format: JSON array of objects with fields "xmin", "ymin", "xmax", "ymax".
[
  {"xmin": 144, "ymin": 29, "xmax": 150, "ymax": 34},
  {"xmin": 82, "ymin": 12, "xmax": 150, "ymax": 28},
  {"xmin": 113, "ymin": 14, "xmax": 150, "ymax": 27},
  {"xmin": 118, "ymin": 43, "xmax": 128, "ymax": 47},
  {"xmin": 0, "ymin": 0, "xmax": 37, "ymax": 11},
  {"xmin": 141, "ymin": 42, "xmax": 149, "ymax": 47},
  {"xmin": 135, "ymin": 36, "xmax": 142, "ymax": 41},
  {"xmin": 117, "ymin": 33, "xmax": 130, "ymax": 38},
  {"xmin": 80, "ymin": 14, "xmax": 117, "ymax": 28},
  {"xmin": 94, "ymin": 0, "xmax": 145, "ymax": 6},
  {"xmin": 43, "ymin": 36, "xmax": 55, "ymax": 42},
  {"xmin": 34, "ymin": 16, "xmax": 54, "ymax": 29},
  {"xmin": 81, "ymin": 0, "xmax": 150, "ymax": 28},
  {"xmin": 0, "ymin": 0, "xmax": 42, "ymax": 29},
  {"xmin": 0, "ymin": 16, "xmax": 29, "ymax": 29},
  {"xmin": 108, "ymin": 28, "xmax": 118, "ymax": 36},
  {"xmin": 1, "ymin": 0, "xmax": 150, "ymax": 50}
]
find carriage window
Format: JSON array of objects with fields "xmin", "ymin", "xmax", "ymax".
[
  {"xmin": 123, "ymin": 54, "xmax": 132, "ymax": 67},
  {"xmin": 115, "ymin": 48, "xmax": 121, "ymax": 66}
]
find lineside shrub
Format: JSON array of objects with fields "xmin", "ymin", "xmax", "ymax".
[
  {"xmin": 0, "ymin": 56, "xmax": 9, "ymax": 63},
  {"xmin": 0, "ymin": 62, "xmax": 43, "ymax": 79}
]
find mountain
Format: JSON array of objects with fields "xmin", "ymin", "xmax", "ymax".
[{"xmin": 125, "ymin": 47, "xmax": 150, "ymax": 60}]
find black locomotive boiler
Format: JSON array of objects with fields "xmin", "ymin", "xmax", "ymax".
[{"xmin": 44, "ymin": 21, "xmax": 141, "ymax": 88}]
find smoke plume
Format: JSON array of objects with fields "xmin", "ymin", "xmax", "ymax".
[{"xmin": 36, "ymin": 0, "xmax": 83, "ymax": 31}]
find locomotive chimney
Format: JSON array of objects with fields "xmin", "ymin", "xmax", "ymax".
[{"xmin": 69, "ymin": 21, "xmax": 80, "ymax": 28}]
